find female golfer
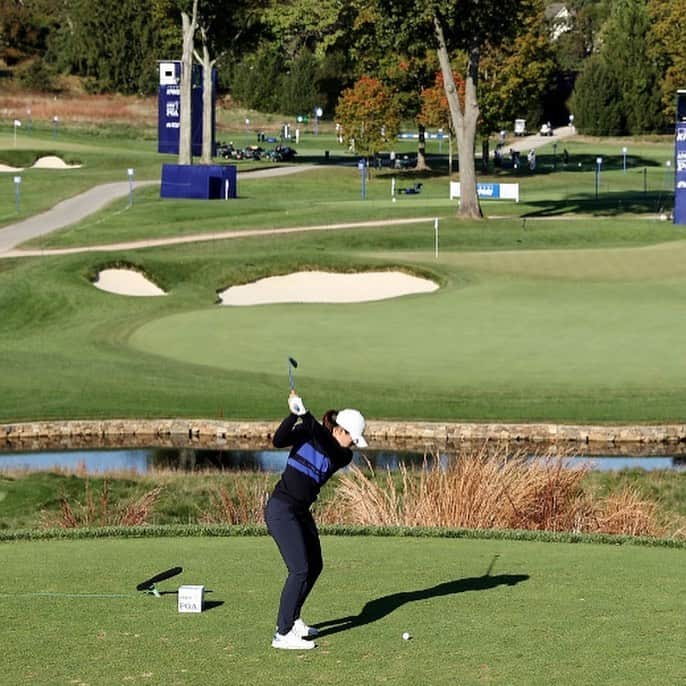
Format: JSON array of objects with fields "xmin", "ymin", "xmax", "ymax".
[{"xmin": 265, "ymin": 392, "xmax": 367, "ymax": 650}]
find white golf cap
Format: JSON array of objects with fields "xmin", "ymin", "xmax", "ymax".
[{"xmin": 336, "ymin": 409, "xmax": 368, "ymax": 448}]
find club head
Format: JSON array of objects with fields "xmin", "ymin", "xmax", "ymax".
[{"xmin": 288, "ymin": 356, "xmax": 298, "ymax": 391}]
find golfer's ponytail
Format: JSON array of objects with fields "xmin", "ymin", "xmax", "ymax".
[{"xmin": 321, "ymin": 410, "xmax": 339, "ymax": 433}]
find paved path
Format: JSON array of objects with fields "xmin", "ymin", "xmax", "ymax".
[
  {"xmin": 0, "ymin": 130, "xmax": 576, "ymax": 258},
  {"xmin": 1, "ymin": 217, "xmax": 438, "ymax": 258},
  {"xmin": 0, "ymin": 165, "xmax": 317, "ymax": 255},
  {"xmin": 507, "ymin": 125, "xmax": 576, "ymax": 153}
]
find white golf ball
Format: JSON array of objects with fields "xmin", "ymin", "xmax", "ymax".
[{"xmin": 402, "ymin": 631, "xmax": 411, "ymax": 641}]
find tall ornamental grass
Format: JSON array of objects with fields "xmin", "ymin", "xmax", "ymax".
[
  {"xmin": 37, "ymin": 448, "xmax": 680, "ymax": 539},
  {"xmin": 318, "ymin": 447, "xmax": 672, "ymax": 538}
]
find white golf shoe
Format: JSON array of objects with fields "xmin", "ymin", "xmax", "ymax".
[
  {"xmin": 271, "ymin": 627, "xmax": 316, "ymax": 650},
  {"xmin": 294, "ymin": 618, "xmax": 319, "ymax": 638}
]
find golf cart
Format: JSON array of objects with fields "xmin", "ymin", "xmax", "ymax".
[
  {"xmin": 267, "ymin": 145, "xmax": 297, "ymax": 162},
  {"xmin": 514, "ymin": 119, "xmax": 527, "ymax": 136}
]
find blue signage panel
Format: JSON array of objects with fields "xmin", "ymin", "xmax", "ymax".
[
  {"xmin": 675, "ymin": 92, "xmax": 686, "ymax": 224},
  {"xmin": 160, "ymin": 164, "xmax": 237, "ymax": 200},
  {"xmin": 476, "ymin": 183, "xmax": 501, "ymax": 199},
  {"xmin": 157, "ymin": 62, "xmax": 213, "ymax": 156}
]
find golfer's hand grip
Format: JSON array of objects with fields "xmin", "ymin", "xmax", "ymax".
[{"xmin": 288, "ymin": 394, "xmax": 307, "ymax": 416}]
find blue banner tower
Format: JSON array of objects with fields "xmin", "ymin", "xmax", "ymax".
[
  {"xmin": 157, "ymin": 61, "xmax": 214, "ymax": 157},
  {"xmin": 674, "ymin": 90, "xmax": 686, "ymax": 225}
]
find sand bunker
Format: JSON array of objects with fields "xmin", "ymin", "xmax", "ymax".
[
  {"xmin": 32, "ymin": 155, "xmax": 82, "ymax": 169},
  {"xmin": 219, "ymin": 270, "xmax": 438, "ymax": 306},
  {"xmin": 0, "ymin": 156, "xmax": 82, "ymax": 173},
  {"xmin": 93, "ymin": 269, "xmax": 166, "ymax": 297}
]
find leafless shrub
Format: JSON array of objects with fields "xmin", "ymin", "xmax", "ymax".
[
  {"xmin": 41, "ymin": 478, "xmax": 162, "ymax": 529},
  {"xmin": 592, "ymin": 486, "xmax": 664, "ymax": 537},
  {"xmin": 200, "ymin": 474, "xmax": 272, "ymax": 525}
]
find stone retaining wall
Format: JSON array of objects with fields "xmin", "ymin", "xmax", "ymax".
[{"xmin": 2, "ymin": 419, "xmax": 686, "ymax": 452}]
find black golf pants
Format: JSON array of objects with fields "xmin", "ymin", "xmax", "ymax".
[{"xmin": 264, "ymin": 496, "xmax": 323, "ymax": 635}]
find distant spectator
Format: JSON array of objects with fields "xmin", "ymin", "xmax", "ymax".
[{"xmin": 528, "ymin": 148, "xmax": 536, "ymax": 171}]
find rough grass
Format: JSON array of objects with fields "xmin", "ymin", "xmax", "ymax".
[
  {"xmin": 316, "ymin": 451, "xmax": 677, "ymax": 538},
  {"xmin": 10, "ymin": 450, "xmax": 680, "ymax": 540}
]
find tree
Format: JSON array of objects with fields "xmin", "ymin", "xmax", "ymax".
[
  {"xmin": 570, "ymin": 57, "xmax": 623, "ymax": 135},
  {"xmin": 335, "ymin": 76, "xmax": 400, "ymax": 159},
  {"xmin": 571, "ymin": 0, "xmax": 664, "ymax": 135},
  {"xmin": 178, "ymin": 0, "xmax": 198, "ymax": 166},
  {"xmin": 647, "ymin": 0, "xmax": 686, "ymax": 124},
  {"xmin": 601, "ymin": 0, "xmax": 663, "ymax": 134},
  {"xmin": 418, "ymin": 70, "xmax": 461, "ymax": 172},
  {"xmin": 0, "ymin": 0, "xmax": 59, "ymax": 66},
  {"xmin": 478, "ymin": 6, "xmax": 556, "ymax": 165},
  {"xmin": 378, "ymin": 0, "xmax": 532, "ymax": 219},
  {"xmin": 49, "ymin": 0, "xmax": 161, "ymax": 93}
]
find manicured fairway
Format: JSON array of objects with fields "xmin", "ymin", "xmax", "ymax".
[
  {"xmin": 2, "ymin": 134, "xmax": 685, "ymax": 422},
  {"xmin": 2, "ymin": 534, "xmax": 684, "ymax": 685},
  {"xmin": 128, "ymin": 237, "xmax": 686, "ymax": 421}
]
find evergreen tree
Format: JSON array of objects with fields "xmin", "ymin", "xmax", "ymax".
[
  {"xmin": 281, "ymin": 49, "xmax": 323, "ymax": 116},
  {"xmin": 571, "ymin": 0, "xmax": 664, "ymax": 135},
  {"xmin": 601, "ymin": 0, "xmax": 663, "ymax": 133},
  {"xmin": 571, "ymin": 57, "xmax": 623, "ymax": 135}
]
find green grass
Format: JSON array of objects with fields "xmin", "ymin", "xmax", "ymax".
[
  {"xmin": 1, "ymin": 131, "xmax": 686, "ymax": 423},
  {"xmin": 1, "ymin": 533, "xmax": 684, "ymax": 685}
]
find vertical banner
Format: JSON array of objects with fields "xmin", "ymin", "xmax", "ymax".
[
  {"xmin": 157, "ymin": 62, "xmax": 209, "ymax": 156},
  {"xmin": 674, "ymin": 91, "xmax": 686, "ymax": 225}
]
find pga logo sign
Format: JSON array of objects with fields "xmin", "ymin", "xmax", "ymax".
[
  {"xmin": 677, "ymin": 128, "xmax": 686, "ymax": 142},
  {"xmin": 178, "ymin": 585, "xmax": 204, "ymax": 613}
]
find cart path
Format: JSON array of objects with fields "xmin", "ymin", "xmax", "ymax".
[
  {"xmin": 0, "ymin": 216, "xmax": 438, "ymax": 258},
  {"xmin": 0, "ymin": 127, "xmax": 576, "ymax": 258},
  {"xmin": 507, "ymin": 125, "xmax": 576, "ymax": 153},
  {"xmin": 0, "ymin": 164, "xmax": 318, "ymax": 255}
]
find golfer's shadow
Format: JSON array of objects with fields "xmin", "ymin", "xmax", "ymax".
[{"xmin": 314, "ymin": 569, "xmax": 529, "ymax": 637}]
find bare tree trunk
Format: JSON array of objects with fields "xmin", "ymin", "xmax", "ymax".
[
  {"xmin": 448, "ymin": 129, "xmax": 454, "ymax": 176},
  {"xmin": 416, "ymin": 122, "xmax": 431, "ymax": 170},
  {"xmin": 434, "ymin": 16, "xmax": 482, "ymax": 219},
  {"xmin": 194, "ymin": 28, "xmax": 216, "ymax": 165},
  {"xmin": 179, "ymin": 0, "xmax": 198, "ymax": 166}
]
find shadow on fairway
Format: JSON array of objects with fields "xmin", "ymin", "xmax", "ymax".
[{"xmin": 314, "ymin": 572, "xmax": 529, "ymax": 637}]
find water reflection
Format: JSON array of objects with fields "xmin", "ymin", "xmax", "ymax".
[{"xmin": 0, "ymin": 448, "xmax": 684, "ymax": 473}]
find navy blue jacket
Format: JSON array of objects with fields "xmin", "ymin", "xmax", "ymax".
[{"xmin": 271, "ymin": 412, "xmax": 353, "ymax": 509}]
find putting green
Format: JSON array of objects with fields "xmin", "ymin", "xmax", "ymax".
[{"xmin": 128, "ymin": 242, "xmax": 686, "ymax": 400}]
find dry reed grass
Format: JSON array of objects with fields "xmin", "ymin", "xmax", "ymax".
[
  {"xmin": 41, "ymin": 478, "xmax": 162, "ymax": 529},
  {"xmin": 317, "ymin": 446, "xmax": 671, "ymax": 537},
  {"xmin": 0, "ymin": 93, "xmax": 155, "ymax": 124},
  {"xmin": 199, "ymin": 473, "xmax": 272, "ymax": 525}
]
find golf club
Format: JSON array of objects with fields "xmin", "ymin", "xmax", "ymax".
[{"xmin": 288, "ymin": 356, "xmax": 298, "ymax": 392}]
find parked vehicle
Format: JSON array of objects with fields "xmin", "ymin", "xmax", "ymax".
[
  {"xmin": 241, "ymin": 145, "xmax": 264, "ymax": 160},
  {"xmin": 514, "ymin": 118, "xmax": 527, "ymax": 136},
  {"xmin": 267, "ymin": 145, "xmax": 297, "ymax": 162},
  {"xmin": 216, "ymin": 141, "xmax": 238, "ymax": 159}
]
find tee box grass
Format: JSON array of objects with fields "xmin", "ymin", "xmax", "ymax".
[{"xmin": 1, "ymin": 534, "xmax": 684, "ymax": 686}]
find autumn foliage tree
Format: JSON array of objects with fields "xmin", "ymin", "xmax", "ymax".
[
  {"xmin": 335, "ymin": 76, "xmax": 400, "ymax": 158},
  {"xmin": 418, "ymin": 70, "xmax": 462, "ymax": 172}
]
